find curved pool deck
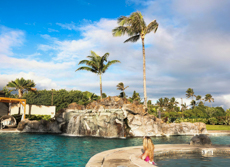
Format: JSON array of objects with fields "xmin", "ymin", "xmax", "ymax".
[{"xmin": 86, "ymin": 144, "xmax": 230, "ymax": 167}]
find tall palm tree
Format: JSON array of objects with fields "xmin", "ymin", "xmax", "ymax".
[
  {"xmin": 112, "ymin": 12, "xmax": 159, "ymax": 108},
  {"xmin": 181, "ymin": 102, "xmax": 188, "ymax": 118},
  {"xmin": 76, "ymin": 51, "xmax": 120, "ymax": 100},
  {"xmin": 186, "ymin": 88, "xmax": 195, "ymax": 108},
  {"xmin": 186, "ymin": 88, "xmax": 195, "ymax": 100},
  {"xmin": 156, "ymin": 98, "xmax": 164, "ymax": 119},
  {"xmin": 168, "ymin": 97, "xmax": 179, "ymax": 111},
  {"xmin": 116, "ymin": 82, "xmax": 129, "ymax": 98},
  {"xmin": 190, "ymin": 100, "xmax": 196, "ymax": 108},
  {"xmin": 195, "ymin": 95, "xmax": 202, "ymax": 102},
  {"xmin": 7, "ymin": 78, "xmax": 36, "ymax": 98},
  {"xmin": 205, "ymin": 94, "xmax": 214, "ymax": 107},
  {"xmin": 181, "ymin": 103, "xmax": 188, "ymax": 112}
]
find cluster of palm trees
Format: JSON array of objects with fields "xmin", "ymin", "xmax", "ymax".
[
  {"xmin": 156, "ymin": 97, "xmax": 179, "ymax": 116},
  {"xmin": 185, "ymin": 88, "xmax": 214, "ymax": 108},
  {"xmin": 76, "ymin": 12, "xmax": 159, "ymax": 107}
]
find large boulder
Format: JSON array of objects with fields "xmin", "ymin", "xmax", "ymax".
[
  {"xmin": 86, "ymin": 96, "xmax": 131, "ymax": 110},
  {"xmin": 194, "ymin": 122, "xmax": 207, "ymax": 134},
  {"xmin": 68, "ymin": 102, "xmax": 85, "ymax": 110},
  {"xmin": 190, "ymin": 134, "xmax": 212, "ymax": 146},
  {"xmin": 17, "ymin": 119, "xmax": 62, "ymax": 133},
  {"xmin": 161, "ymin": 122, "xmax": 206, "ymax": 135}
]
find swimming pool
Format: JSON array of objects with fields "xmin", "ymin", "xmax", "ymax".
[
  {"xmin": 0, "ymin": 133, "xmax": 229, "ymax": 166},
  {"xmin": 156, "ymin": 154, "xmax": 230, "ymax": 167}
]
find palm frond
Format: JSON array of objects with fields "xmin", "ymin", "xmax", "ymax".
[
  {"xmin": 78, "ymin": 59, "xmax": 89, "ymax": 65},
  {"xmin": 112, "ymin": 26, "xmax": 129, "ymax": 37},
  {"xmin": 75, "ymin": 66, "xmax": 98, "ymax": 73},
  {"xmin": 145, "ymin": 20, "xmax": 159, "ymax": 34},
  {"xmin": 101, "ymin": 53, "xmax": 109, "ymax": 62},
  {"xmin": 102, "ymin": 60, "xmax": 121, "ymax": 73},
  {"xmin": 124, "ymin": 35, "xmax": 140, "ymax": 43},
  {"xmin": 117, "ymin": 16, "xmax": 129, "ymax": 26}
]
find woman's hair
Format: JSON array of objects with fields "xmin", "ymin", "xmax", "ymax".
[{"xmin": 143, "ymin": 137, "xmax": 155, "ymax": 161}]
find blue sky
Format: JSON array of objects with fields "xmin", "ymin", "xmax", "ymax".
[{"xmin": 1, "ymin": 0, "xmax": 230, "ymax": 109}]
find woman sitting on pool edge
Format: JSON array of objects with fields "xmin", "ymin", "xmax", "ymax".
[{"xmin": 140, "ymin": 136, "xmax": 157, "ymax": 165}]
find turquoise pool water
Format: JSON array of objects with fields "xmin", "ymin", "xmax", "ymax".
[
  {"xmin": 156, "ymin": 154, "xmax": 230, "ymax": 167},
  {"xmin": 0, "ymin": 133, "xmax": 229, "ymax": 166}
]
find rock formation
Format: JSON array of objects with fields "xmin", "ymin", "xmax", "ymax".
[
  {"xmin": 17, "ymin": 117, "xmax": 65, "ymax": 133},
  {"xmin": 62, "ymin": 97, "xmax": 207, "ymax": 137},
  {"xmin": 190, "ymin": 134, "xmax": 212, "ymax": 146},
  {"xmin": 16, "ymin": 97, "xmax": 208, "ymax": 137}
]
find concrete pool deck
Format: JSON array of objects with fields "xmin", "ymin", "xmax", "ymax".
[{"xmin": 86, "ymin": 144, "xmax": 230, "ymax": 167}]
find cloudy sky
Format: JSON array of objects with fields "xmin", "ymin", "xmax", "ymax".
[{"xmin": 0, "ymin": 0, "xmax": 230, "ymax": 109}]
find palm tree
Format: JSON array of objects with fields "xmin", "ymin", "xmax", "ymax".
[
  {"xmin": 205, "ymin": 94, "xmax": 214, "ymax": 107},
  {"xmin": 169, "ymin": 97, "xmax": 179, "ymax": 111},
  {"xmin": 7, "ymin": 78, "xmax": 36, "ymax": 98},
  {"xmin": 112, "ymin": 12, "xmax": 159, "ymax": 108},
  {"xmin": 195, "ymin": 95, "xmax": 202, "ymax": 102},
  {"xmin": 156, "ymin": 98, "xmax": 164, "ymax": 118},
  {"xmin": 181, "ymin": 103, "xmax": 188, "ymax": 112},
  {"xmin": 186, "ymin": 88, "xmax": 195, "ymax": 100},
  {"xmin": 190, "ymin": 100, "xmax": 196, "ymax": 108},
  {"xmin": 129, "ymin": 90, "xmax": 141, "ymax": 103},
  {"xmin": 76, "ymin": 51, "xmax": 120, "ymax": 100},
  {"xmin": 186, "ymin": 88, "xmax": 195, "ymax": 108},
  {"xmin": 116, "ymin": 82, "xmax": 129, "ymax": 98},
  {"xmin": 181, "ymin": 102, "xmax": 188, "ymax": 118}
]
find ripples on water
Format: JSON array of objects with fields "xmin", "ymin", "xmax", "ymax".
[{"xmin": 0, "ymin": 133, "xmax": 229, "ymax": 166}]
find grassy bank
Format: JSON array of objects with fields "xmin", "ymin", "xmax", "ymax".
[{"xmin": 206, "ymin": 125, "xmax": 230, "ymax": 130}]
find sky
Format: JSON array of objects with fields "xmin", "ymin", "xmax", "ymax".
[{"xmin": 0, "ymin": 0, "xmax": 230, "ymax": 109}]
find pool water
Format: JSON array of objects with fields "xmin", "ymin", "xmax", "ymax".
[
  {"xmin": 156, "ymin": 154, "xmax": 230, "ymax": 167},
  {"xmin": 0, "ymin": 133, "xmax": 229, "ymax": 166}
]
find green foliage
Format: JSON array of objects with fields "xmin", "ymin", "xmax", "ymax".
[
  {"xmin": 128, "ymin": 91, "xmax": 141, "ymax": 103},
  {"xmin": 206, "ymin": 125, "xmax": 230, "ymax": 130},
  {"xmin": 6, "ymin": 77, "xmax": 36, "ymax": 98},
  {"xmin": 226, "ymin": 109, "xmax": 230, "ymax": 117},
  {"xmin": 12, "ymin": 114, "xmax": 51, "ymax": 124},
  {"xmin": 1, "ymin": 86, "xmax": 17, "ymax": 98},
  {"xmin": 212, "ymin": 107, "xmax": 225, "ymax": 117},
  {"xmin": 174, "ymin": 118, "xmax": 208, "ymax": 124},
  {"xmin": 22, "ymin": 89, "xmax": 97, "ymax": 112},
  {"xmin": 208, "ymin": 117, "xmax": 218, "ymax": 125},
  {"xmin": 116, "ymin": 82, "xmax": 129, "ymax": 98}
]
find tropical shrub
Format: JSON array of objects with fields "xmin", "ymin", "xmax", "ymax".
[
  {"xmin": 12, "ymin": 114, "xmax": 51, "ymax": 124},
  {"xmin": 174, "ymin": 118, "xmax": 208, "ymax": 124},
  {"xmin": 208, "ymin": 117, "xmax": 218, "ymax": 125}
]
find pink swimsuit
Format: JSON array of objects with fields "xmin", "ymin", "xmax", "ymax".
[{"xmin": 145, "ymin": 156, "xmax": 157, "ymax": 165}]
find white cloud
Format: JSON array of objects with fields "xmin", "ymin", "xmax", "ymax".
[
  {"xmin": 0, "ymin": 72, "xmax": 59, "ymax": 90},
  {"xmin": 0, "ymin": 26, "xmax": 24, "ymax": 55},
  {"xmin": 48, "ymin": 28, "xmax": 59, "ymax": 32},
  {"xmin": 56, "ymin": 22, "xmax": 78, "ymax": 31}
]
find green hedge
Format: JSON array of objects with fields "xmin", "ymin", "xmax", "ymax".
[
  {"xmin": 12, "ymin": 114, "xmax": 51, "ymax": 124},
  {"xmin": 168, "ymin": 117, "xmax": 230, "ymax": 125}
]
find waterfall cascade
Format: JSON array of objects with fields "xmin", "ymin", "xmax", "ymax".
[{"xmin": 65, "ymin": 109, "xmax": 126, "ymax": 138}]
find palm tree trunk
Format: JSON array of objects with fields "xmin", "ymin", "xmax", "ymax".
[
  {"xmin": 18, "ymin": 89, "xmax": 23, "ymax": 98},
  {"xmin": 142, "ymin": 37, "xmax": 147, "ymax": 108},
  {"xmin": 100, "ymin": 74, "xmax": 102, "ymax": 100}
]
